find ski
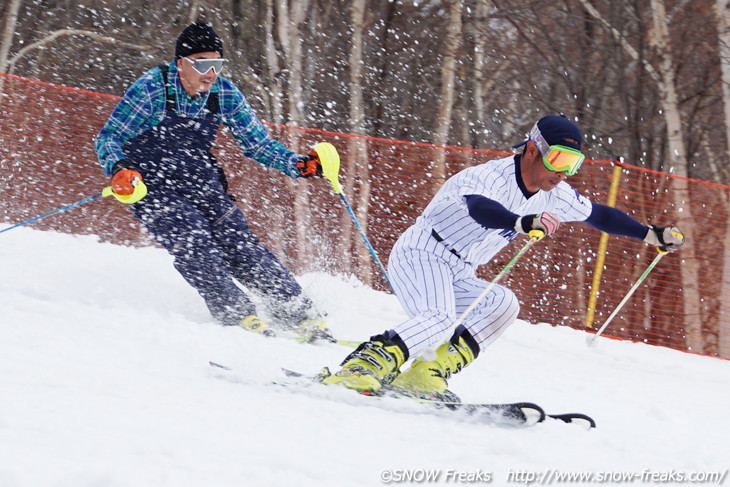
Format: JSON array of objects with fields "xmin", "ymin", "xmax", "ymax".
[
  {"xmin": 282, "ymin": 334, "xmax": 360, "ymax": 348},
  {"xmin": 279, "ymin": 366, "xmax": 544, "ymax": 426},
  {"xmin": 281, "ymin": 367, "xmax": 596, "ymax": 429},
  {"xmin": 547, "ymin": 412, "xmax": 596, "ymax": 429},
  {"xmin": 250, "ymin": 325, "xmax": 359, "ymax": 348},
  {"xmin": 359, "ymin": 392, "xmax": 546, "ymax": 426},
  {"xmin": 209, "ymin": 361, "xmax": 233, "ymax": 371},
  {"xmin": 208, "ymin": 362, "xmax": 595, "ymax": 429}
]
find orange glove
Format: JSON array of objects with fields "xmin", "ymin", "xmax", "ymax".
[
  {"xmin": 112, "ymin": 168, "xmax": 143, "ymax": 195},
  {"xmin": 296, "ymin": 153, "xmax": 323, "ymax": 178}
]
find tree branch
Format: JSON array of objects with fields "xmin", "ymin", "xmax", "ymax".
[
  {"xmin": 576, "ymin": 0, "xmax": 660, "ymax": 83},
  {"xmin": 5, "ymin": 29, "xmax": 152, "ymax": 75}
]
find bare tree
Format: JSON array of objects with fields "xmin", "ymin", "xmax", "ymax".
[
  {"xmin": 345, "ymin": 0, "xmax": 370, "ymax": 280},
  {"xmin": 647, "ymin": 0, "xmax": 701, "ymax": 352},
  {"xmin": 0, "ymin": 0, "xmax": 22, "ymax": 103},
  {"xmin": 574, "ymin": 0, "xmax": 701, "ymax": 350},
  {"xmin": 0, "ymin": 0, "xmax": 22, "ymax": 75},
  {"xmin": 272, "ymin": 0, "xmax": 311, "ymax": 269},
  {"xmin": 715, "ymin": 0, "xmax": 730, "ymax": 358},
  {"xmin": 469, "ymin": 0, "xmax": 490, "ymax": 149},
  {"xmin": 277, "ymin": 0, "xmax": 309, "ymax": 127},
  {"xmin": 263, "ymin": 0, "xmax": 285, "ymax": 125},
  {"xmin": 4, "ymin": 30, "xmax": 150, "ymax": 76},
  {"xmin": 432, "ymin": 0, "xmax": 463, "ymax": 185},
  {"xmin": 188, "ymin": 0, "xmax": 204, "ymax": 23},
  {"xmin": 716, "ymin": 0, "xmax": 730, "ymax": 171}
]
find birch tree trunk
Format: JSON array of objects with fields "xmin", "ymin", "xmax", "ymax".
[
  {"xmin": 258, "ymin": 0, "xmax": 288, "ymax": 258},
  {"xmin": 579, "ymin": 0, "xmax": 702, "ymax": 353},
  {"xmin": 0, "ymin": 0, "xmax": 22, "ymax": 113},
  {"xmin": 648, "ymin": 0, "xmax": 702, "ymax": 352},
  {"xmin": 716, "ymin": 0, "xmax": 730, "ymax": 176},
  {"xmin": 0, "ymin": 0, "xmax": 21, "ymax": 76},
  {"xmin": 432, "ymin": 0, "xmax": 462, "ymax": 186},
  {"xmin": 471, "ymin": 0, "xmax": 488, "ymax": 149},
  {"xmin": 469, "ymin": 1, "xmax": 508, "ymax": 149},
  {"xmin": 276, "ymin": 0, "xmax": 311, "ymax": 272},
  {"xmin": 282, "ymin": 0, "xmax": 307, "ymax": 126},
  {"xmin": 714, "ymin": 0, "xmax": 730, "ymax": 357},
  {"xmin": 346, "ymin": 0, "xmax": 369, "ymax": 282},
  {"xmin": 721, "ymin": 199, "xmax": 730, "ymax": 357},
  {"xmin": 263, "ymin": 0, "xmax": 284, "ymax": 125},
  {"xmin": 187, "ymin": 0, "xmax": 203, "ymax": 23}
]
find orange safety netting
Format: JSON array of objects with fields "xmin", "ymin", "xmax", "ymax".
[{"xmin": 1, "ymin": 72, "xmax": 727, "ymax": 360}]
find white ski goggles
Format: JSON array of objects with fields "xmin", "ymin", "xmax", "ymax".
[{"xmin": 183, "ymin": 57, "xmax": 227, "ymax": 75}]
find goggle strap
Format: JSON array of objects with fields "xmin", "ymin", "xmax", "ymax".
[{"xmin": 529, "ymin": 125, "xmax": 584, "ymax": 175}]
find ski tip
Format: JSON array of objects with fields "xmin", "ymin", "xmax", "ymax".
[
  {"xmin": 209, "ymin": 361, "xmax": 231, "ymax": 370},
  {"xmin": 281, "ymin": 367, "xmax": 305, "ymax": 377},
  {"xmin": 514, "ymin": 402, "xmax": 546, "ymax": 425},
  {"xmin": 281, "ymin": 367, "xmax": 332, "ymax": 382},
  {"xmin": 548, "ymin": 412, "xmax": 597, "ymax": 430},
  {"xmin": 335, "ymin": 339, "xmax": 361, "ymax": 349}
]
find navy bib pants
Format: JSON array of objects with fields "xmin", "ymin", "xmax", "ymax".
[{"xmin": 123, "ymin": 95, "xmax": 311, "ymax": 326}]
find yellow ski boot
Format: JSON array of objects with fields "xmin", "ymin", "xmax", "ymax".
[
  {"xmin": 390, "ymin": 327, "xmax": 479, "ymax": 400},
  {"xmin": 239, "ymin": 316, "xmax": 275, "ymax": 337},
  {"xmin": 295, "ymin": 318, "xmax": 336, "ymax": 344},
  {"xmin": 322, "ymin": 333, "xmax": 408, "ymax": 392}
]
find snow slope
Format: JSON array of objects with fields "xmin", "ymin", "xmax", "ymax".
[{"xmin": 1, "ymin": 227, "xmax": 728, "ymax": 487}]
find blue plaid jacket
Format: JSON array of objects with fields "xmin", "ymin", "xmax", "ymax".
[{"xmin": 95, "ymin": 61, "xmax": 302, "ymax": 177}]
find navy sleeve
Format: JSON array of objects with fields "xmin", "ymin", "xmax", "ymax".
[
  {"xmin": 585, "ymin": 202, "xmax": 649, "ymax": 240},
  {"xmin": 464, "ymin": 195, "xmax": 520, "ymax": 230}
]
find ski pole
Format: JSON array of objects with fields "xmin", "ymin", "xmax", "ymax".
[
  {"xmin": 336, "ymin": 192, "xmax": 393, "ymax": 290},
  {"xmin": 0, "ymin": 192, "xmax": 105, "ymax": 235},
  {"xmin": 586, "ymin": 249, "xmax": 667, "ymax": 347},
  {"xmin": 0, "ymin": 181, "xmax": 147, "ymax": 236},
  {"xmin": 445, "ymin": 230, "xmax": 545, "ymax": 338},
  {"xmin": 312, "ymin": 142, "xmax": 394, "ymax": 291}
]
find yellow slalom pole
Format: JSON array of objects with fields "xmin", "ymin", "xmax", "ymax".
[
  {"xmin": 585, "ymin": 160, "xmax": 623, "ymax": 328},
  {"xmin": 312, "ymin": 142, "xmax": 393, "ymax": 290}
]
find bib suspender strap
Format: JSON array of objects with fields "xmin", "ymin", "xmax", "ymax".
[{"xmin": 157, "ymin": 64, "xmax": 219, "ymax": 114}]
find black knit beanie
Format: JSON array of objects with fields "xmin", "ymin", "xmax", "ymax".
[{"xmin": 175, "ymin": 22, "xmax": 224, "ymax": 59}]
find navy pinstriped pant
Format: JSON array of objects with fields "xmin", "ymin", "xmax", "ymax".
[{"xmin": 387, "ymin": 223, "xmax": 519, "ymax": 357}]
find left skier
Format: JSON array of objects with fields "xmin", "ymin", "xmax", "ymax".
[{"xmin": 95, "ymin": 21, "xmax": 332, "ymax": 340}]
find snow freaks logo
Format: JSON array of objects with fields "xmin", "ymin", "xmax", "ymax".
[{"xmin": 380, "ymin": 468, "xmax": 492, "ymax": 483}]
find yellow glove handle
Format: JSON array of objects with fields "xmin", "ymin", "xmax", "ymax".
[
  {"xmin": 102, "ymin": 179, "xmax": 148, "ymax": 204},
  {"xmin": 528, "ymin": 229, "xmax": 546, "ymax": 241},
  {"xmin": 312, "ymin": 142, "xmax": 343, "ymax": 194}
]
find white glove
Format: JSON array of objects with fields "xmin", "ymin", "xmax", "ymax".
[
  {"xmin": 643, "ymin": 225, "xmax": 685, "ymax": 252},
  {"xmin": 515, "ymin": 212, "xmax": 561, "ymax": 237}
]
